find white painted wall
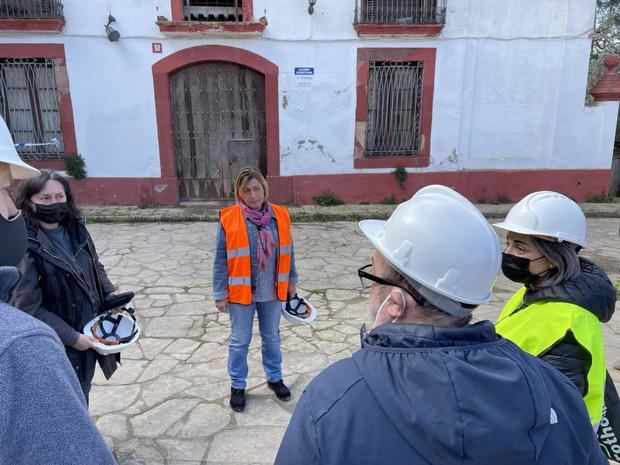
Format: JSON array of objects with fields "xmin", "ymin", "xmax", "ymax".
[{"xmin": 0, "ymin": 0, "xmax": 616, "ymax": 178}]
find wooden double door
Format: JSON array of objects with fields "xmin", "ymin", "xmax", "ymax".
[{"xmin": 170, "ymin": 62, "xmax": 266, "ymax": 200}]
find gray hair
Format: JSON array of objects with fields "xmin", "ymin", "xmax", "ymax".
[
  {"xmin": 531, "ymin": 237, "xmax": 581, "ymax": 288},
  {"xmin": 382, "ymin": 264, "xmax": 472, "ymax": 327}
]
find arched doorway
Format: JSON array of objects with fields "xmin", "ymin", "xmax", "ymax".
[
  {"xmin": 170, "ymin": 62, "xmax": 266, "ymax": 200},
  {"xmin": 152, "ymin": 46, "xmax": 280, "ymax": 203}
]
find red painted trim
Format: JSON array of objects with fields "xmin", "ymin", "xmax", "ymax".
[
  {"xmin": 152, "ymin": 45, "xmax": 280, "ymax": 202},
  {"xmin": 0, "ymin": 18, "xmax": 64, "ymax": 32},
  {"xmin": 354, "ymin": 24, "xmax": 443, "ymax": 37},
  {"xmin": 0, "ymin": 43, "xmax": 77, "ymax": 156},
  {"xmin": 156, "ymin": 20, "xmax": 264, "ymax": 35},
  {"xmin": 67, "ymin": 177, "xmax": 179, "ymax": 205},
  {"xmin": 0, "ymin": 43, "xmax": 64, "ymax": 57},
  {"xmin": 353, "ymin": 155, "xmax": 430, "ymax": 168},
  {"xmin": 63, "ymin": 169, "xmax": 611, "ymax": 205},
  {"xmin": 355, "ymin": 48, "xmax": 436, "ymax": 168},
  {"xmin": 170, "ymin": 0, "xmax": 254, "ymax": 21},
  {"xmin": 268, "ymin": 169, "xmax": 613, "ymax": 205},
  {"xmin": 27, "ymin": 159, "xmax": 65, "ymax": 171}
]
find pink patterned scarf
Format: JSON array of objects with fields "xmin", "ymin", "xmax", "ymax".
[{"xmin": 239, "ymin": 200, "xmax": 275, "ymax": 270}]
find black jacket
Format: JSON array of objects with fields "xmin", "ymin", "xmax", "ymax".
[
  {"xmin": 276, "ymin": 322, "xmax": 606, "ymax": 465},
  {"xmin": 10, "ymin": 220, "xmax": 118, "ymax": 390},
  {"xmin": 525, "ymin": 258, "xmax": 616, "ymax": 396}
]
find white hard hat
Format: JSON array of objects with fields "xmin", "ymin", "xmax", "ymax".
[
  {"xmin": 493, "ymin": 191, "xmax": 587, "ymax": 248},
  {"xmin": 359, "ymin": 185, "xmax": 501, "ymax": 315},
  {"xmin": 83, "ymin": 309, "xmax": 140, "ymax": 355},
  {"xmin": 0, "ymin": 117, "xmax": 39, "ymax": 179},
  {"xmin": 281, "ymin": 293, "xmax": 317, "ymax": 325}
]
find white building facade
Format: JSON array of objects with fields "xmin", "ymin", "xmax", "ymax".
[{"xmin": 0, "ymin": 0, "xmax": 617, "ymax": 205}]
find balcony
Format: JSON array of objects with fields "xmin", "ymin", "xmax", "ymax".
[
  {"xmin": 157, "ymin": 0, "xmax": 266, "ymax": 37},
  {"xmin": 0, "ymin": 0, "xmax": 64, "ymax": 32},
  {"xmin": 354, "ymin": 0, "xmax": 446, "ymax": 37}
]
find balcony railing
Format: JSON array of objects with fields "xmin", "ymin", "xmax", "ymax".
[
  {"xmin": 0, "ymin": 0, "xmax": 64, "ymax": 19},
  {"xmin": 183, "ymin": 0, "xmax": 243, "ymax": 22},
  {"xmin": 357, "ymin": 0, "xmax": 446, "ymax": 25}
]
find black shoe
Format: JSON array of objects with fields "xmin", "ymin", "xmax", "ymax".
[
  {"xmin": 267, "ymin": 380, "xmax": 291, "ymax": 401},
  {"xmin": 230, "ymin": 387, "xmax": 246, "ymax": 412}
]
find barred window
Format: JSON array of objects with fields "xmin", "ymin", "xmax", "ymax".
[
  {"xmin": 184, "ymin": 0, "xmax": 244, "ymax": 22},
  {"xmin": 0, "ymin": 0, "xmax": 64, "ymax": 19},
  {"xmin": 0, "ymin": 57, "xmax": 64, "ymax": 160},
  {"xmin": 360, "ymin": 0, "xmax": 446, "ymax": 25},
  {"xmin": 365, "ymin": 60, "xmax": 424, "ymax": 157}
]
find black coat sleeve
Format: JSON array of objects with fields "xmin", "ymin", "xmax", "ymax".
[{"xmin": 540, "ymin": 331, "xmax": 591, "ymax": 397}]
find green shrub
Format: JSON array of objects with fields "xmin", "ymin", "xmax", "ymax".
[
  {"xmin": 585, "ymin": 192, "xmax": 616, "ymax": 203},
  {"xmin": 380, "ymin": 194, "xmax": 397, "ymax": 205},
  {"xmin": 63, "ymin": 154, "xmax": 87, "ymax": 180},
  {"xmin": 313, "ymin": 191, "xmax": 344, "ymax": 206},
  {"xmin": 392, "ymin": 165, "xmax": 407, "ymax": 189}
]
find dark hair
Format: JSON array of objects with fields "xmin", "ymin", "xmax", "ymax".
[
  {"xmin": 382, "ymin": 263, "xmax": 472, "ymax": 327},
  {"xmin": 531, "ymin": 237, "xmax": 581, "ymax": 288},
  {"xmin": 15, "ymin": 170, "xmax": 82, "ymax": 228}
]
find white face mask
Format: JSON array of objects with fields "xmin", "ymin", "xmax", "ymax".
[{"xmin": 372, "ymin": 289, "xmax": 406, "ymax": 329}]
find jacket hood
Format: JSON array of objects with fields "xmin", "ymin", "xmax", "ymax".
[
  {"xmin": 0, "ymin": 266, "xmax": 19, "ymax": 301},
  {"xmin": 525, "ymin": 257, "xmax": 616, "ymax": 322},
  {"xmin": 353, "ymin": 321, "xmax": 560, "ymax": 465}
]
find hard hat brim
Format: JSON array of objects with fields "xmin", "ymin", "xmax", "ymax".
[
  {"xmin": 359, "ymin": 219, "xmax": 493, "ymax": 306},
  {"xmin": 492, "ymin": 221, "xmax": 587, "ymax": 248},
  {"xmin": 83, "ymin": 312, "xmax": 140, "ymax": 355},
  {"xmin": 281, "ymin": 295, "xmax": 318, "ymax": 325}
]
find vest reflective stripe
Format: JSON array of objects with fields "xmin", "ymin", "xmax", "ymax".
[
  {"xmin": 496, "ymin": 287, "xmax": 605, "ymax": 425},
  {"xmin": 227, "ymin": 247, "xmax": 250, "ymax": 259},
  {"xmin": 220, "ymin": 203, "xmax": 292, "ymax": 305}
]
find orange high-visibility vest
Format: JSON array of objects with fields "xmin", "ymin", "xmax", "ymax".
[{"xmin": 219, "ymin": 204, "xmax": 292, "ymax": 305}]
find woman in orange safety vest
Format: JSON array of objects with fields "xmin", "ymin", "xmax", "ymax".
[{"xmin": 213, "ymin": 167, "xmax": 299, "ymax": 413}]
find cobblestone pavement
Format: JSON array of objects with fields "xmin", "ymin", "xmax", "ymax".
[{"xmin": 87, "ymin": 219, "xmax": 620, "ymax": 465}]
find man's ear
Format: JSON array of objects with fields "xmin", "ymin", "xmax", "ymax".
[{"xmin": 386, "ymin": 289, "xmax": 406, "ymax": 319}]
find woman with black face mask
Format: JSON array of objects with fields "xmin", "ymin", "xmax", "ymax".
[
  {"xmin": 10, "ymin": 170, "xmax": 119, "ymax": 404},
  {"xmin": 494, "ymin": 191, "xmax": 615, "ymax": 433}
]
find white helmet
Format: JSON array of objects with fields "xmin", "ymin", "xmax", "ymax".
[
  {"xmin": 83, "ymin": 309, "xmax": 140, "ymax": 355},
  {"xmin": 281, "ymin": 293, "xmax": 318, "ymax": 325},
  {"xmin": 493, "ymin": 191, "xmax": 587, "ymax": 248},
  {"xmin": 359, "ymin": 185, "xmax": 501, "ymax": 316},
  {"xmin": 0, "ymin": 116, "xmax": 39, "ymax": 180}
]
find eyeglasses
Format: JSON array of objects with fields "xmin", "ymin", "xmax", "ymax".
[{"xmin": 357, "ymin": 264, "xmax": 425, "ymax": 306}]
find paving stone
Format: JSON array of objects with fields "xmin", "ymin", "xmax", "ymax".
[
  {"xmin": 130, "ymin": 399, "xmax": 201, "ymax": 437},
  {"xmin": 90, "ymin": 384, "xmax": 141, "ymax": 417},
  {"xmin": 178, "ymin": 403, "xmax": 231, "ymax": 438},
  {"xmin": 97, "ymin": 414, "xmax": 129, "ymax": 440},
  {"xmin": 208, "ymin": 427, "xmax": 286, "ymax": 463}
]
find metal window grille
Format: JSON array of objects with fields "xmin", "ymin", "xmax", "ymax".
[
  {"xmin": 0, "ymin": 57, "xmax": 64, "ymax": 160},
  {"xmin": 365, "ymin": 61, "xmax": 424, "ymax": 157},
  {"xmin": 359, "ymin": 0, "xmax": 446, "ymax": 24},
  {"xmin": 183, "ymin": 0, "xmax": 243, "ymax": 22},
  {"xmin": 0, "ymin": 0, "xmax": 64, "ymax": 19}
]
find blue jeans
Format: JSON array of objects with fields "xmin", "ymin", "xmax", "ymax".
[{"xmin": 228, "ymin": 300, "xmax": 283, "ymax": 389}]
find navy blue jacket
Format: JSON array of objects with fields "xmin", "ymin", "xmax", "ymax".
[{"xmin": 275, "ymin": 321, "xmax": 606, "ymax": 465}]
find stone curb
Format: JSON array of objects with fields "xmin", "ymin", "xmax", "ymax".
[{"xmin": 83, "ymin": 203, "xmax": 620, "ymax": 224}]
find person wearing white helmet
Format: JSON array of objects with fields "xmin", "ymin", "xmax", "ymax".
[
  {"xmin": 275, "ymin": 185, "xmax": 606, "ymax": 465},
  {"xmin": 494, "ymin": 191, "xmax": 615, "ymax": 432},
  {"xmin": 0, "ymin": 117, "xmax": 118, "ymax": 465}
]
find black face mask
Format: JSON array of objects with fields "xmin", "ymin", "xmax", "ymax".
[
  {"xmin": 0, "ymin": 211, "xmax": 27, "ymax": 266},
  {"xmin": 34, "ymin": 202, "xmax": 68, "ymax": 224},
  {"xmin": 501, "ymin": 253, "xmax": 547, "ymax": 285}
]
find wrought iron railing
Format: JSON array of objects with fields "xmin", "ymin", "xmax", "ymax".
[
  {"xmin": 183, "ymin": 0, "xmax": 243, "ymax": 22},
  {"xmin": 0, "ymin": 0, "xmax": 64, "ymax": 19},
  {"xmin": 0, "ymin": 57, "xmax": 64, "ymax": 160},
  {"xmin": 357, "ymin": 0, "xmax": 446, "ymax": 25},
  {"xmin": 365, "ymin": 61, "xmax": 424, "ymax": 157}
]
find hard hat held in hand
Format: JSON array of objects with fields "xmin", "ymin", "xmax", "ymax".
[
  {"xmin": 0, "ymin": 117, "xmax": 39, "ymax": 182},
  {"xmin": 281, "ymin": 293, "xmax": 317, "ymax": 325},
  {"xmin": 359, "ymin": 185, "xmax": 501, "ymax": 307},
  {"xmin": 83, "ymin": 309, "xmax": 140, "ymax": 355},
  {"xmin": 493, "ymin": 191, "xmax": 587, "ymax": 248}
]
